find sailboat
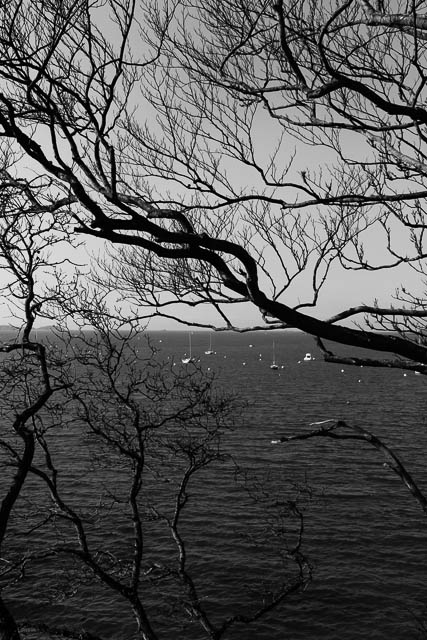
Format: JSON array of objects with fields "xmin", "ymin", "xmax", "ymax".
[
  {"xmin": 205, "ymin": 333, "xmax": 214, "ymax": 355},
  {"xmin": 270, "ymin": 340, "xmax": 279, "ymax": 369},
  {"xmin": 182, "ymin": 333, "xmax": 194, "ymax": 364}
]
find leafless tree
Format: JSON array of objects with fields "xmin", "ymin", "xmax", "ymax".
[
  {"xmin": 1, "ymin": 2, "xmax": 427, "ymax": 636},
  {"xmin": 0, "ymin": 157, "xmax": 311, "ymax": 639},
  {"xmin": 0, "ymin": 159, "xmax": 75, "ymax": 638},
  {"xmin": 15, "ymin": 314, "xmax": 311, "ymax": 640},
  {"xmin": 0, "ymin": 1, "xmax": 425, "ymax": 367}
]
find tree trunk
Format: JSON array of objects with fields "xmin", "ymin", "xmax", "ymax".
[
  {"xmin": 131, "ymin": 597, "xmax": 158, "ymax": 640},
  {"xmin": 0, "ymin": 596, "xmax": 20, "ymax": 640}
]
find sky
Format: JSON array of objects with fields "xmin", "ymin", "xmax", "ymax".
[
  {"xmin": 1, "ymin": 1, "xmax": 422, "ymax": 333},
  {"xmin": 7, "ymin": 117, "xmax": 417, "ymax": 334}
]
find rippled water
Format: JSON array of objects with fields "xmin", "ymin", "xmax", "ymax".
[
  {"xmin": 205, "ymin": 331, "xmax": 427, "ymax": 640},
  {"xmin": 4, "ymin": 330, "xmax": 427, "ymax": 639}
]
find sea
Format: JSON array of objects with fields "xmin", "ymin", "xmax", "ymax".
[{"xmin": 4, "ymin": 329, "xmax": 427, "ymax": 639}]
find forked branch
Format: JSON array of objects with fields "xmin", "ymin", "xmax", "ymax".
[{"xmin": 272, "ymin": 419, "xmax": 427, "ymax": 516}]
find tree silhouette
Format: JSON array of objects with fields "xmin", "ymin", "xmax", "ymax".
[{"xmin": 0, "ymin": 1, "xmax": 425, "ymax": 365}]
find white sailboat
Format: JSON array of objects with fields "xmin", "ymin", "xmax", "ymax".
[
  {"xmin": 182, "ymin": 333, "xmax": 194, "ymax": 364},
  {"xmin": 205, "ymin": 333, "xmax": 214, "ymax": 355},
  {"xmin": 270, "ymin": 340, "xmax": 279, "ymax": 370}
]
